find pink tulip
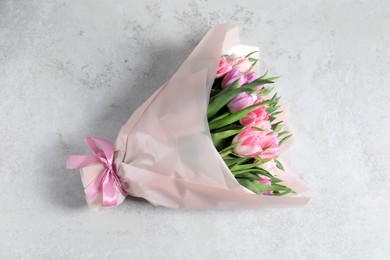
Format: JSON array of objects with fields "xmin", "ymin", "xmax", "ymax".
[
  {"xmin": 216, "ymin": 56, "xmax": 233, "ymax": 78},
  {"xmin": 253, "ymin": 120, "xmax": 272, "ymax": 133},
  {"xmin": 240, "ymin": 100, "xmax": 269, "ymax": 126},
  {"xmin": 257, "ymin": 176, "xmax": 271, "ymax": 186},
  {"xmin": 244, "ymin": 71, "xmax": 257, "ymax": 84},
  {"xmin": 221, "ymin": 69, "xmax": 260, "ymax": 89},
  {"xmin": 257, "ymin": 134, "xmax": 279, "ymax": 160},
  {"xmin": 227, "ymin": 92, "xmax": 256, "ymax": 112},
  {"xmin": 225, "ymin": 54, "xmax": 240, "ymax": 64},
  {"xmin": 226, "ymin": 54, "xmax": 252, "ymax": 72},
  {"xmin": 221, "ymin": 68, "xmax": 246, "ymax": 88},
  {"xmin": 232, "ymin": 127, "xmax": 279, "ymax": 159},
  {"xmin": 247, "ymin": 72, "xmax": 265, "ymax": 96}
]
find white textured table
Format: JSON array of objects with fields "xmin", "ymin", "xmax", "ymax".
[{"xmin": 1, "ymin": 1, "xmax": 389, "ymax": 259}]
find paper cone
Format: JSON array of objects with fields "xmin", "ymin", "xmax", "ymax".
[{"xmin": 112, "ymin": 24, "xmax": 310, "ymax": 209}]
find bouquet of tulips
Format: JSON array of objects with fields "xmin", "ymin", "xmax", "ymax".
[
  {"xmin": 67, "ymin": 25, "xmax": 309, "ymax": 209},
  {"xmin": 208, "ymin": 53, "xmax": 294, "ymax": 196}
]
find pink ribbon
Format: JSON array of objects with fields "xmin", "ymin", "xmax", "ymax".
[{"xmin": 66, "ymin": 137, "xmax": 127, "ymax": 207}]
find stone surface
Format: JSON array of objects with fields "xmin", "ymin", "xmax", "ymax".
[{"xmin": 1, "ymin": 0, "xmax": 389, "ymax": 259}]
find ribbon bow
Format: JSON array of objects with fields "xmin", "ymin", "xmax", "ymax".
[{"xmin": 66, "ymin": 137, "xmax": 127, "ymax": 207}]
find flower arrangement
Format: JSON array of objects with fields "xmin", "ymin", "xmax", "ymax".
[
  {"xmin": 66, "ymin": 25, "xmax": 309, "ymax": 209},
  {"xmin": 209, "ymin": 53, "xmax": 294, "ymax": 196}
]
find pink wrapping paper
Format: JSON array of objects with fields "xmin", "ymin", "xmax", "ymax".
[{"xmin": 77, "ymin": 24, "xmax": 310, "ymax": 209}]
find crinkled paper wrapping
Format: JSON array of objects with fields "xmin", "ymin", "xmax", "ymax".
[{"xmin": 81, "ymin": 24, "xmax": 310, "ymax": 209}]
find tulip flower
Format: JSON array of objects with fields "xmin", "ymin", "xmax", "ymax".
[
  {"xmin": 216, "ymin": 56, "xmax": 233, "ymax": 78},
  {"xmin": 232, "ymin": 127, "xmax": 279, "ymax": 159},
  {"xmin": 239, "ymin": 100, "xmax": 269, "ymax": 126},
  {"xmin": 226, "ymin": 54, "xmax": 252, "ymax": 72},
  {"xmin": 227, "ymin": 92, "xmax": 257, "ymax": 112}
]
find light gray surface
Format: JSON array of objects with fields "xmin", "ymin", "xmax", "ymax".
[{"xmin": 1, "ymin": 0, "xmax": 389, "ymax": 259}]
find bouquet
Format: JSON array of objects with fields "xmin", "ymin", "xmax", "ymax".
[
  {"xmin": 67, "ymin": 24, "xmax": 309, "ymax": 209},
  {"xmin": 209, "ymin": 52, "xmax": 294, "ymax": 196}
]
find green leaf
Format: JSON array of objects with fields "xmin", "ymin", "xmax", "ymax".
[
  {"xmin": 237, "ymin": 179, "xmax": 280, "ymax": 194},
  {"xmin": 277, "ymin": 131, "xmax": 290, "ymax": 138},
  {"xmin": 230, "ymin": 160, "xmax": 266, "ymax": 172},
  {"xmin": 269, "ymin": 184, "xmax": 294, "ymax": 194},
  {"xmin": 266, "ymin": 105, "xmax": 280, "ymax": 114},
  {"xmin": 237, "ymin": 179, "xmax": 261, "ymax": 194},
  {"xmin": 233, "ymin": 167, "xmax": 283, "ymax": 183},
  {"xmin": 271, "ymin": 93, "xmax": 280, "ymax": 102},
  {"xmin": 266, "ymin": 76, "xmax": 281, "ymax": 81},
  {"xmin": 210, "ymin": 89, "xmax": 219, "ymax": 95},
  {"xmin": 245, "ymin": 51, "xmax": 259, "ymax": 58},
  {"xmin": 208, "ymin": 78, "xmax": 241, "ymax": 102},
  {"xmin": 248, "ymin": 59, "xmax": 258, "ymax": 72},
  {"xmin": 225, "ymin": 157, "xmax": 250, "ymax": 167},
  {"xmin": 274, "ymin": 124, "xmax": 283, "ymax": 132},
  {"xmin": 271, "ymin": 121, "xmax": 283, "ymax": 132},
  {"xmin": 232, "ymin": 167, "xmax": 268, "ymax": 176},
  {"xmin": 270, "ymin": 92, "xmax": 278, "ymax": 103},
  {"xmin": 251, "ymin": 181, "xmax": 276, "ymax": 193},
  {"xmin": 279, "ymin": 134, "xmax": 292, "ymax": 146},
  {"xmin": 268, "ymin": 190, "xmax": 293, "ymax": 196},
  {"xmin": 246, "ymin": 78, "xmax": 276, "ymax": 89},
  {"xmin": 271, "ymin": 178, "xmax": 284, "ymax": 183},
  {"xmin": 218, "ymin": 142, "xmax": 238, "ymax": 157},
  {"xmin": 235, "ymin": 172, "xmax": 259, "ymax": 180},
  {"xmin": 211, "ymin": 124, "xmax": 243, "ymax": 133},
  {"xmin": 257, "ymin": 86, "xmax": 275, "ymax": 96},
  {"xmin": 270, "ymin": 111, "xmax": 283, "ymax": 117},
  {"xmin": 274, "ymin": 159, "xmax": 284, "ymax": 171},
  {"xmin": 259, "ymin": 70, "xmax": 268, "ymax": 79},
  {"xmin": 232, "ymin": 157, "xmax": 251, "ymax": 166},
  {"xmin": 222, "ymin": 155, "xmax": 236, "ymax": 160},
  {"xmin": 211, "ymin": 129, "xmax": 242, "ymax": 146},
  {"xmin": 266, "ymin": 183, "xmax": 295, "ymax": 196},
  {"xmin": 208, "ymin": 112, "xmax": 230, "ymax": 124},
  {"xmin": 246, "ymin": 181, "xmax": 293, "ymax": 195}
]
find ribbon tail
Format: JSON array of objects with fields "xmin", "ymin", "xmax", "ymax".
[{"xmin": 101, "ymin": 170, "xmax": 117, "ymax": 207}]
